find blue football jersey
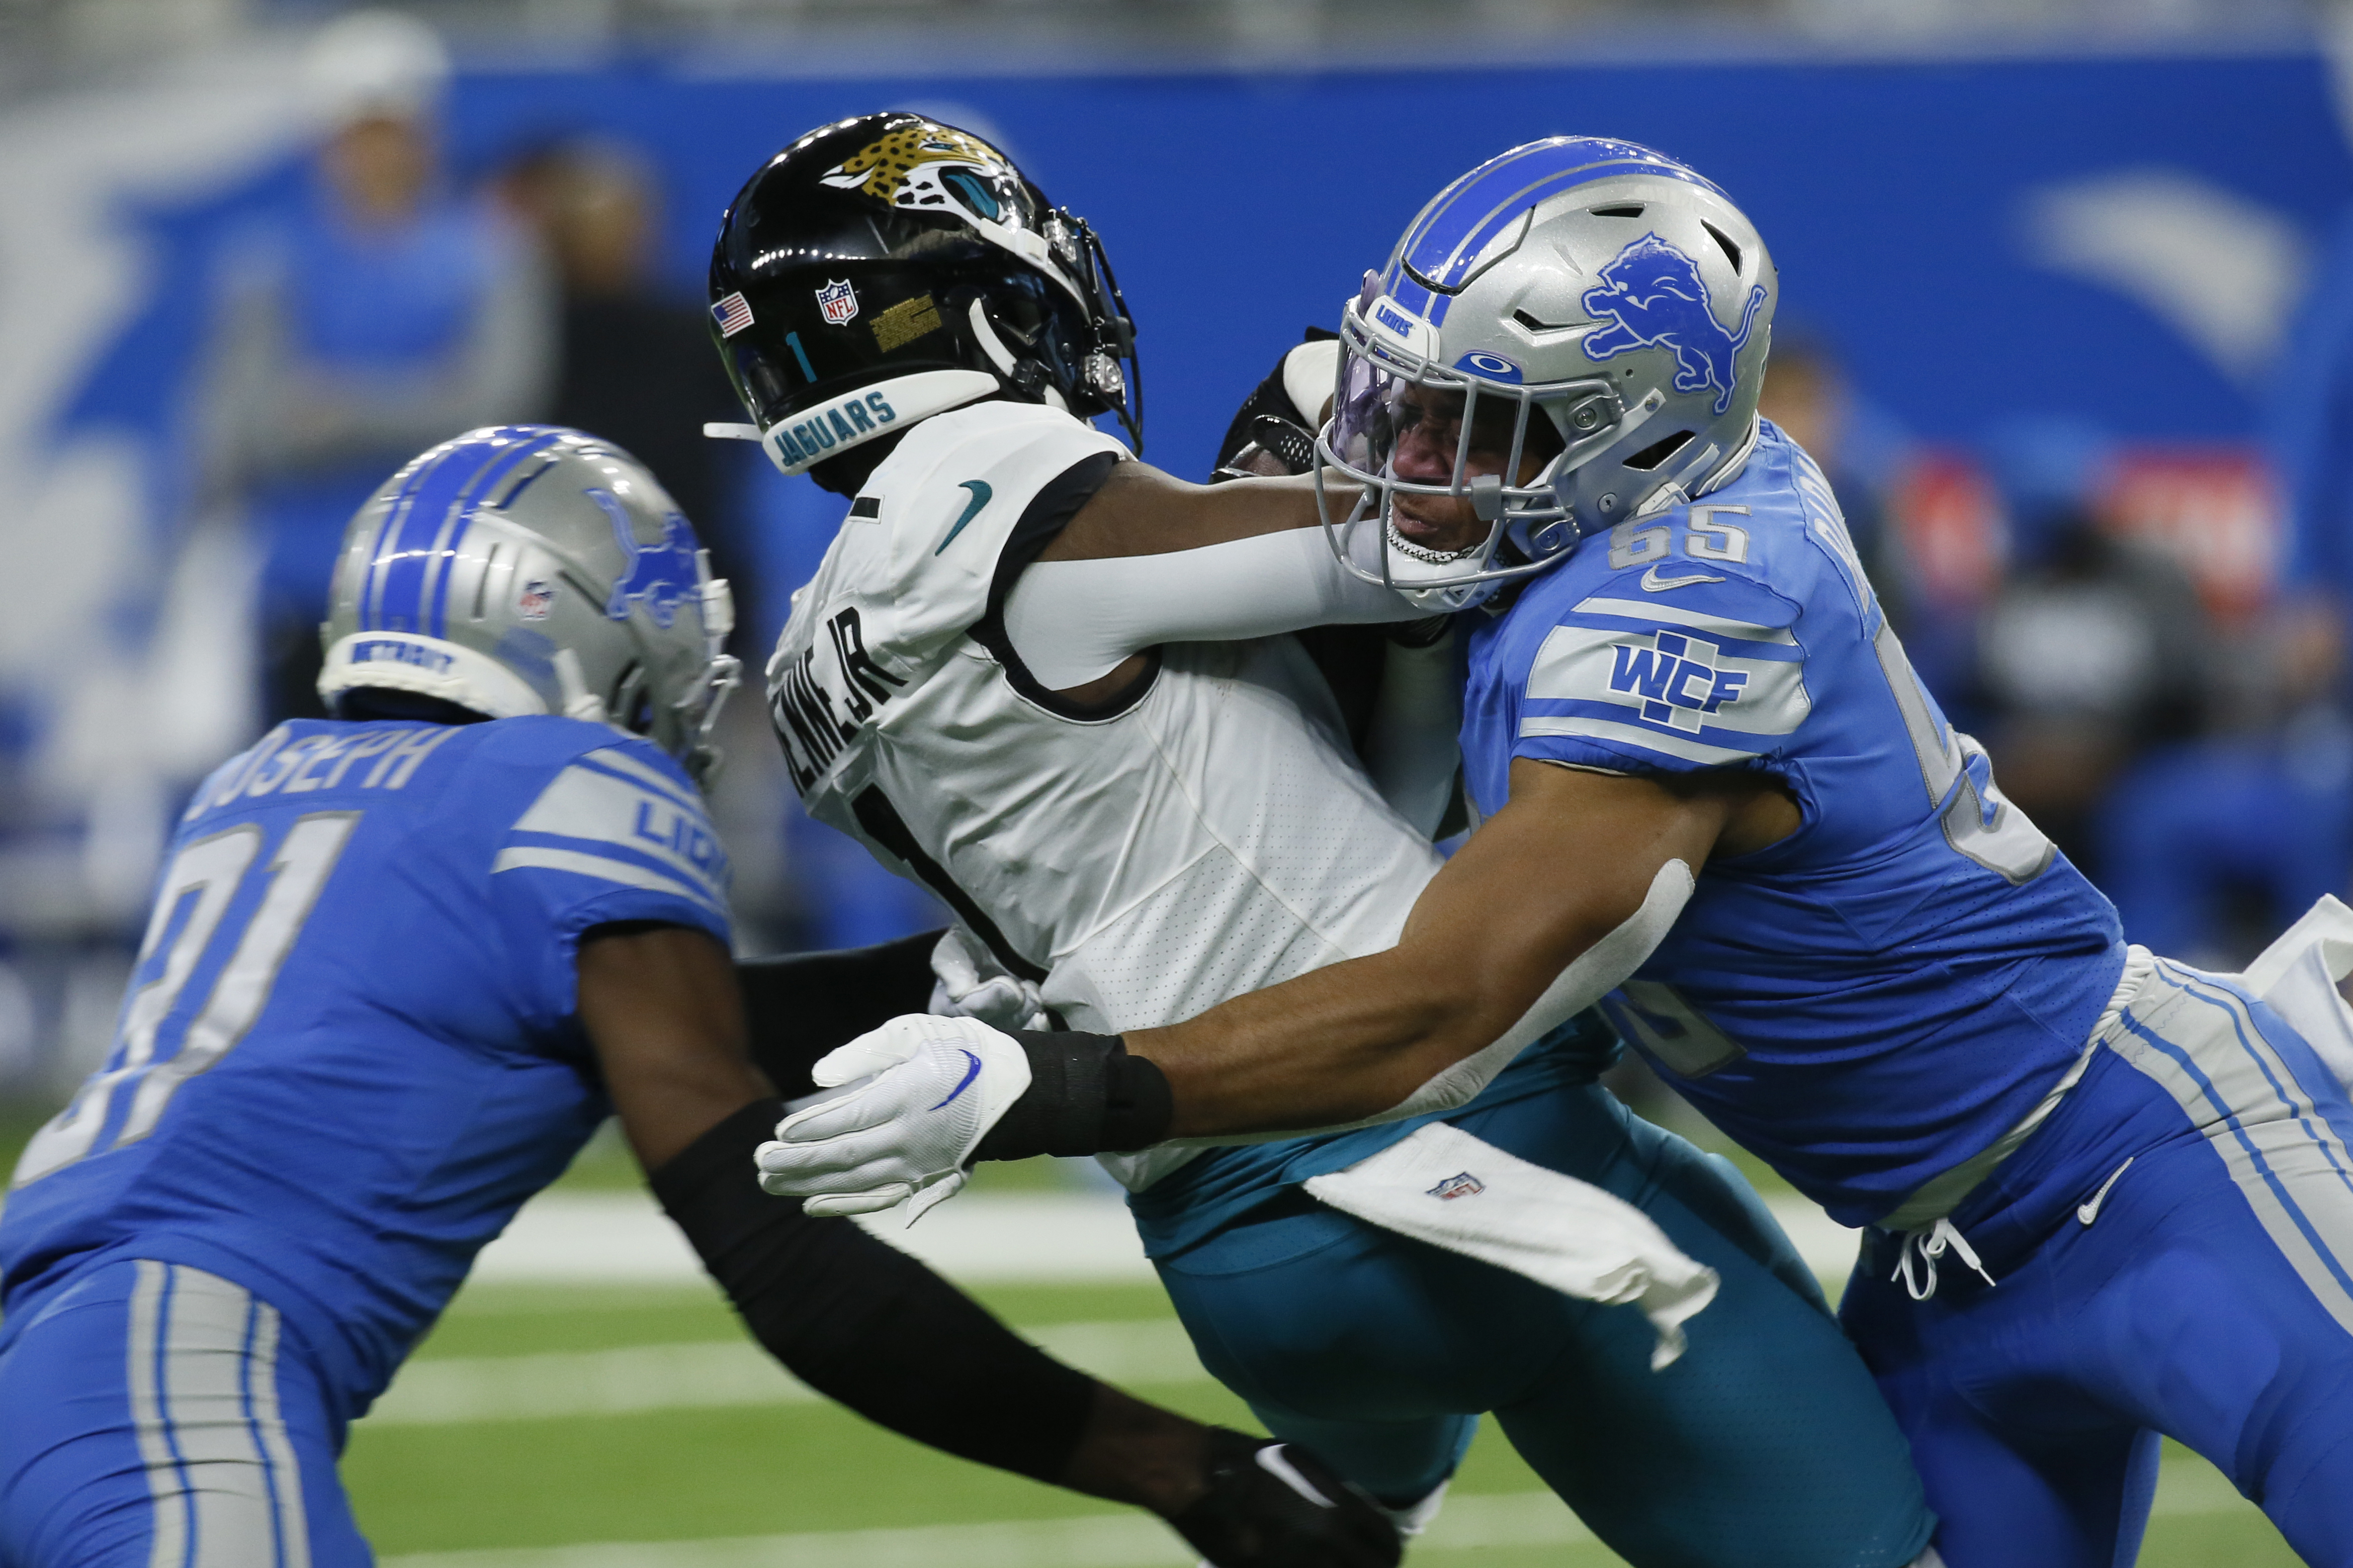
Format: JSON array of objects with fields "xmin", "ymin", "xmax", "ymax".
[
  {"xmin": 1461, "ymin": 422, "xmax": 2126, "ymax": 1226},
  {"xmin": 0, "ymin": 716, "xmax": 729, "ymax": 1415}
]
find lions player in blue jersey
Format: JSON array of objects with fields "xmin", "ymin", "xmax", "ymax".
[
  {"xmin": 762, "ymin": 139, "xmax": 2353, "ymax": 1567},
  {"xmin": 0, "ymin": 427, "xmax": 1399, "ymax": 1568}
]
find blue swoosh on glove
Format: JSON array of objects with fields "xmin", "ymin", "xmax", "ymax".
[{"xmin": 929, "ymin": 1049, "xmax": 985, "ymax": 1111}]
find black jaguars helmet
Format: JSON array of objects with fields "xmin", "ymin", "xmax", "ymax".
[{"xmin": 707, "ymin": 112, "xmax": 1141, "ymax": 480}]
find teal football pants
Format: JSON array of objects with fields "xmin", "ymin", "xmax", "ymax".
[{"xmin": 1155, "ymin": 1084, "xmax": 1936, "ymax": 1568}]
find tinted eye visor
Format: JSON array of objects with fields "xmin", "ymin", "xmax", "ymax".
[
  {"xmin": 1387, "ymin": 383, "xmax": 1566, "ymax": 484},
  {"xmin": 1326, "ymin": 314, "xmax": 1618, "ymax": 523}
]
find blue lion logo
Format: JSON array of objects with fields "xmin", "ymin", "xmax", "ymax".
[
  {"xmin": 590, "ymin": 488, "xmax": 700, "ymax": 629},
  {"xmin": 1580, "ymin": 233, "xmax": 1767, "ymax": 416}
]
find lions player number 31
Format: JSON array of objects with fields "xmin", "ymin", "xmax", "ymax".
[{"xmin": 12, "ymin": 813, "xmax": 361, "ymax": 1188}]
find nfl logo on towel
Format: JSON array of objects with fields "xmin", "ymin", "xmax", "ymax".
[
  {"xmin": 1427, "ymin": 1172, "xmax": 1486, "ymax": 1201},
  {"xmin": 816, "ymin": 279, "xmax": 860, "ymax": 325},
  {"xmin": 711, "ymin": 291, "xmax": 755, "ymax": 338}
]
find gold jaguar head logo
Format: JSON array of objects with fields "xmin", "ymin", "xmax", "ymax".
[{"xmin": 819, "ymin": 121, "xmax": 1019, "ymax": 221}]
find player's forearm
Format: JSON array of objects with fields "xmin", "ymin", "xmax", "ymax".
[
  {"xmin": 654, "ymin": 1102, "xmax": 1260, "ymax": 1521},
  {"xmin": 1128, "ymin": 927, "xmax": 1584, "ymax": 1137},
  {"xmin": 1132, "ymin": 771, "xmax": 1711, "ymax": 1136},
  {"xmin": 735, "ymin": 931, "xmax": 944, "ymax": 1097},
  {"xmin": 1052, "ymin": 464, "xmax": 1322, "ymax": 558},
  {"xmin": 652, "ymin": 1100, "xmax": 1102, "ymax": 1483},
  {"xmin": 1005, "ymin": 529, "xmax": 1413, "ymax": 689},
  {"xmin": 1049, "ymin": 462, "xmax": 1365, "ymax": 562}
]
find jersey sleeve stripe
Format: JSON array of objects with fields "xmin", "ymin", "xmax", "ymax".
[
  {"xmin": 577, "ymin": 747, "xmax": 703, "ymax": 813},
  {"xmin": 506, "ymin": 762, "xmax": 729, "ymax": 905},
  {"xmin": 1519, "ymin": 715, "xmax": 1759, "ymax": 766},
  {"xmin": 490, "ymin": 846, "xmax": 725, "ymax": 915},
  {"xmin": 502, "ymin": 829, "xmax": 726, "ymax": 903},
  {"xmin": 1571, "ymin": 596, "xmax": 1797, "ymax": 646},
  {"xmin": 1523, "ymin": 622, "xmax": 1812, "ymax": 755}
]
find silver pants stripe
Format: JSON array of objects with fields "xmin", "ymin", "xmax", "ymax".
[
  {"xmin": 121, "ymin": 1262, "xmax": 309, "ymax": 1568},
  {"xmin": 2111, "ymin": 963, "xmax": 2353, "ymax": 1336},
  {"xmin": 245, "ymin": 1296, "xmax": 312, "ymax": 1568},
  {"xmin": 126, "ymin": 1261, "xmax": 186, "ymax": 1568}
]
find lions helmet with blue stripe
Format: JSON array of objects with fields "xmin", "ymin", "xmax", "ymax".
[
  {"xmin": 706, "ymin": 112, "xmax": 1140, "ymax": 486},
  {"xmin": 1318, "ymin": 137, "xmax": 1776, "ymax": 611},
  {"xmin": 317, "ymin": 426, "xmax": 742, "ymax": 783}
]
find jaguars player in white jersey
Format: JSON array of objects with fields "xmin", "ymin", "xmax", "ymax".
[
  {"xmin": 0, "ymin": 428, "xmax": 1397, "ymax": 1568},
  {"xmin": 766, "ymin": 136, "xmax": 2353, "ymax": 1568},
  {"xmin": 712, "ymin": 114, "xmax": 1938, "ymax": 1568}
]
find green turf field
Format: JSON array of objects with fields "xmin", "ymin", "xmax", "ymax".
[
  {"xmin": 329, "ymin": 1137, "xmax": 2302, "ymax": 1568},
  {"xmin": 0, "ymin": 1104, "xmax": 2310, "ymax": 1564},
  {"xmin": 350, "ymin": 1267, "xmax": 2303, "ymax": 1568}
]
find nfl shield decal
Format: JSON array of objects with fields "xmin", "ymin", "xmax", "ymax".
[{"xmin": 816, "ymin": 279, "xmax": 860, "ymax": 326}]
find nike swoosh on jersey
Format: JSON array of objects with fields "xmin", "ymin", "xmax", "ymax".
[
  {"xmin": 935, "ymin": 481, "xmax": 993, "ymax": 556},
  {"xmin": 2076, "ymin": 1155, "xmax": 2134, "ymax": 1226},
  {"xmin": 1639, "ymin": 565, "xmax": 1727, "ymax": 592},
  {"xmin": 929, "ymin": 1049, "xmax": 985, "ymax": 1110}
]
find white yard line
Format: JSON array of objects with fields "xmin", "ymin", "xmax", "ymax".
[
  {"xmin": 467, "ymin": 1185, "xmax": 1860, "ymax": 1292},
  {"xmin": 376, "ymin": 1461, "xmax": 2260, "ymax": 1568},
  {"xmin": 366, "ymin": 1319, "xmax": 1207, "ymax": 1426},
  {"xmin": 379, "ymin": 1490, "xmax": 1595, "ymax": 1568},
  {"xmin": 468, "ymin": 1190, "xmax": 1154, "ymax": 1287}
]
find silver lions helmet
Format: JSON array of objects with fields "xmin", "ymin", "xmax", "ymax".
[
  {"xmin": 1319, "ymin": 137, "xmax": 1777, "ymax": 611},
  {"xmin": 318, "ymin": 426, "xmax": 741, "ymax": 782}
]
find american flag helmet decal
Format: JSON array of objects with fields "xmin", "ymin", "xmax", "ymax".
[{"xmin": 711, "ymin": 292, "xmax": 755, "ymax": 337}]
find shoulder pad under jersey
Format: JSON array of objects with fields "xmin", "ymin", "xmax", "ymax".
[{"xmin": 766, "ymin": 403, "xmax": 1126, "ymax": 786}]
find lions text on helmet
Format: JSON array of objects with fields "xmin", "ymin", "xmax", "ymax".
[
  {"xmin": 706, "ymin": 113, "xmax": 1141, "ymax": 484},
  {"xmin": 316, "ymin": 426, "xmax": 741, "ymax": 783},
  {"xmin": 1316, "ymin": 136, "xmax": 1775, "ymax": 612}
]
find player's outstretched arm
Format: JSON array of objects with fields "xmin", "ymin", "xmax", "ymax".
[
  {"xmin": 755, "ymin": 762, "xmax": 1787, "ymax": 1201},
  {"xmin": 578, "ymin": 923, "xmax": 1400, "ymax": 1568},
  {"xmin": 1136, "ymin": 760, "xmax": 1752, "ymax": 1134}
]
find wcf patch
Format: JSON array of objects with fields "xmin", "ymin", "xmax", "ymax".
[{"xmin": 1607, "ymin": 631, "xmax": 1749, "ymax": 732}]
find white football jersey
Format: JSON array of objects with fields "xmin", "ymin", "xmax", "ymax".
[{"xmin": 768, "ymin": 401, "xmax": 1442, "ymax": 1188}]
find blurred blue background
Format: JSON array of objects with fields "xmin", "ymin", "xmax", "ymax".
[{"xmin": 6, "ymin": 6, "xmax": 2353, "ymax": 1102}]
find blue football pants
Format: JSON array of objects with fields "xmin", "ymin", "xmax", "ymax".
[
  {"xmin": 1156, "ymin": 1083, "xmax": 1938, "ymax": 1568},
  {"xmin": 0, "ymin": 1259, "xmax": 368, "ymax": 1568},
  {"xmin": 1841, "ymin": 958, "xmax": 2353, "ymax": 1568}
]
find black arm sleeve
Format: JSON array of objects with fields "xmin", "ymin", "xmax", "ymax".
[
  {"xmin": 735, "ymin": 931, "xmax": 945, "ymax": 1098},
  {"xmin": 650, "ymin": 1099, "xmax": 1098, "ymax": 1481}
]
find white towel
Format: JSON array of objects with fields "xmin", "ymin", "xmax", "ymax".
[
  {"xmin": 2239, "ymin": 894, "xmax": 2353, "ymax": 1093},
  {"xmin": 1302, "ymin": 1123, "xmax": 1719, "ymax": 1370}
]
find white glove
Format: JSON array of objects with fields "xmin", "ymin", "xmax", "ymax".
[
  {"xmin": 928, "ymin": 927, "xmax": 1049, "ymax": 1032},
  {"xmin": 753, "ymin": 1013, "xmax": 1031, "ymax": 1223}
]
